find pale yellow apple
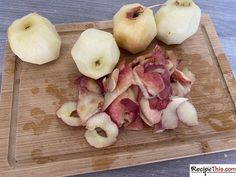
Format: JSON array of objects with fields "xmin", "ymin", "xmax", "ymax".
[
  {"xmin": 71, "ymin": 28, "xmax": 120, "ymax": 80},
  {"xmin": 113, "ymin": 3, "xmax": 157, "ymax": 54},
  {"xmin": 8, "ymin": 13, "xmax": 61, "ymax": 64},
  {"xmin": 155, "ymin": 0, "xmax": 201, "ymax": 45}
]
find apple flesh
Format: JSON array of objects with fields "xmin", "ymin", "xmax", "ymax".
[
  {"xmin": 113, "ymin": 3, "xmax": 157, "ymax": 54},
  {"xmin": 155, "ymin": 0, "xmax": 201, "ymax": 45},
  {"xmin": 8, "ymin": 13, "xmax": 61, "ymax": 64},
  {"xmin": 71, "ymin": 28, "xmax": 120, "ymax": 80}
]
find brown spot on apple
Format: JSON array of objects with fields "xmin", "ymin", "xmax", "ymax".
[{"xmin": 126, "ymin": 6, "xmax": 144, "ymax": 19}]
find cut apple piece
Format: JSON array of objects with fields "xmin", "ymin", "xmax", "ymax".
[
  {"xmin": 177, "ymin": 101, "xmax": 198, "ymax": 126},
  {"xmin": 56, "ymin": 102, "xmax": 82, "ymax": 126},
  {"xmin": 113, "ymin": 3, "xmax": 157, "ymax": 54},
  {"xmin": 161, "ymin": 97, "xmax": 188, "ymax": 129},
  {"xmin": 140, "ymin": 97, "xmax": 162, "ymax": 125},
  {"xmin": 71, "ymin": 28, "xmax": 120, "ymax": 79},
  {"xmin": 8, "ymin": 13, "xmax": 61, "ymax": 64},
  {"xmin": 77, "ymin": 89, "xmax": 104, "ymax": 125},
  {"xmin": 85, "ymin": 112, "xmax": 119, "ymax": 148}
]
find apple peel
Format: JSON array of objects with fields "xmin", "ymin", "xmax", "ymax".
[
  {"xmin": 124, "ymin": 116, "xmax": 144, "ymax": 131},
  {"xmin": 108, "ymin": 68, "xmax": 119, "ymax": 92},
  {"xmin": 103, "ymin": 64, "xmax": 133, "ymax": 110},
  {"xmin": 140, "ymin": 97, "xmax": 162, "ymax": 126},
  {"xmin": 75, "ymin": 76, "xmax": 104, "ymax": 125}
]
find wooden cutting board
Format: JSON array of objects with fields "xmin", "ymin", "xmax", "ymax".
[{"xmin": 1, "ymin": 14, "xmax": 236, "ymax": 177}]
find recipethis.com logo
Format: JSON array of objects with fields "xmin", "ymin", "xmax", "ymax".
[{"xmin": 190, "ymin": 164, "xmax": 236, "ymax": 177}]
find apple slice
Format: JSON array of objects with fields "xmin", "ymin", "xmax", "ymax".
[
  {"xmin": 8, "ymin": 13, "xmax": 61, "ymax": 64},
  {"xmin": 85, "ymin": 112, "xmax": 119, "ymax": 148},
  {"xmin": 177, "ymin": 101, "xmax": 198, "ymax": 126},
  {"xmin": 161, "ymin": 97, "xmax": 188, "ymax": 129},
  {"xmin": 56, "ymin": 102, "xmax": 82, "ymax": 126},
  {"xmin": 71, "ymin": 28, "xmax": 120, "ymax": 79}
]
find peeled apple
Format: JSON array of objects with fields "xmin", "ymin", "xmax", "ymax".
[
  {"xmin": 8, "ymin": 13, "xmax": 61, "ymax": 64},
  {"xmin": 71, "ymin": 28, "xmax": 120, "ymax": 80},
  {"xmin": 155, "ymin": 0, "xmax": 201, "ymax": 45},
  {"xmin": 113, "ymin": 3, "xmax": 157, "ymax": 54}
]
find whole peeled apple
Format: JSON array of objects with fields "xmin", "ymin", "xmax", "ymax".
[
  {"xmin": 113, "ymin": 3, "xmax": 157, "ymax": 54},
  {"xmin": 8, "ymin": 13, "xmax": 61, "ymax": 64},
  {"xmin": 155, "ymin": 0, "xmax": 201, "ymax": 45},
  {"xmin": 71, "ymin": 28, "xmax": 120, "ymax": 80}
]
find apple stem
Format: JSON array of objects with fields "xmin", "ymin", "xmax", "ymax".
[{"xmin": 147, "ymin": 3, "xmax": 166, "ymax": 9}]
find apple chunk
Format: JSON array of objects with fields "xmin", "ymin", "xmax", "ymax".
[
  {"xmin": 8, "ymin": 13, "xmax": 61, "ymax": 64},
  {"xmin": 113, "ymin": 3, "xmax": 157, "ymax": 54},
  {"xmin": 71, "ymin": 28, "xmax": 120, "ymax": 79}
]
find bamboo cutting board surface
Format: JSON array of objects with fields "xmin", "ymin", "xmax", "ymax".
[{"xmin": 1, "ymin": 14, "xmax": 236, "ymax": 176}]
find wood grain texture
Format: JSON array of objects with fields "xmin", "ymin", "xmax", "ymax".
[
  {"xmin": 0, "ymin": 1, "xmax": 236, "ymax": 177},
  {"xmin": 1, "ymin": 15, "xmax": 236, "ymax": 177}
]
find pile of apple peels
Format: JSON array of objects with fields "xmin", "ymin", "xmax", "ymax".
[{"xmin": 57, "ymin": 45, "xmax": 198, "ymax": 148}]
